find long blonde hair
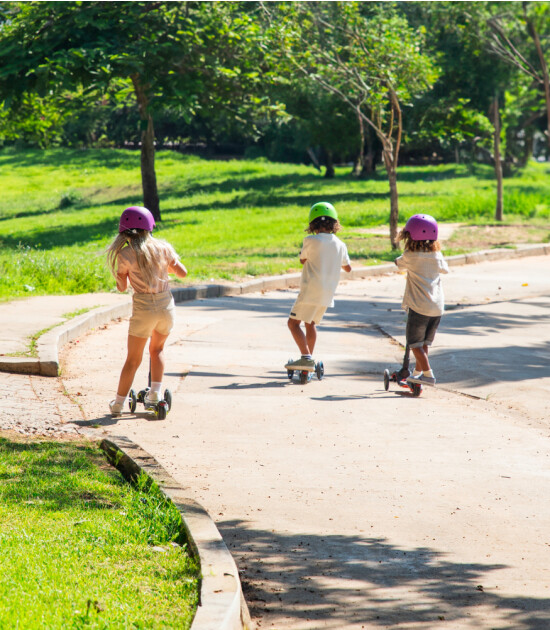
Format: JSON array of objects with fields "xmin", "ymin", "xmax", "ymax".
[{"xmin": 106, "ymin": 229, "xmax": 171, "ymax": 288}]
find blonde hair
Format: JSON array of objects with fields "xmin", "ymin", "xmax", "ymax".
[
  {"xmin": 106, "ymin": 229, "xmax": 174, "ymax": 288},
  {"xmin": 398, "ymin": 229, "xmax": 441, "ymax": 252}
]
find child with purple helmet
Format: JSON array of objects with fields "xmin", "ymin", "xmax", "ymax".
[
  {"xmin": 395, "ymin": 214, "xmax": 449, "ymax": 386},
  {"xmin": 106, "ymin": 206, "xmax": 187, "ymax": 416}
]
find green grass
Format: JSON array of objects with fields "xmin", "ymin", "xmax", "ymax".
[
  {"xmin": 0, "ymin": 438, "xmax": 199, "ymax": 628},
  {"xmin": 1, "ymin": 147, "xmax": 550, "ymax": 299}
]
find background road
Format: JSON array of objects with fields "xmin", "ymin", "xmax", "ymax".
[{"xmin": 61, "ymin": 256, "xmax": 550, "ymax": 630}]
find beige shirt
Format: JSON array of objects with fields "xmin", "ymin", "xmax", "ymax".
[
  {"xmin": 116, "ymin": 241, "xmax": 179, "ymax": 294},
  {"xmin": 395, "ymin": 250, "xmax": 449, "ymax": 316}
]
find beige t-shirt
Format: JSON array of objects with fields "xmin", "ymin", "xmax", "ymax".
[
  {"xmin": 116, "ymin": 241, "xmax": 179, "ymax": 294},
  {"xmin": 395, "ymin": 250, "xmax": 449, "ymax": 316}
]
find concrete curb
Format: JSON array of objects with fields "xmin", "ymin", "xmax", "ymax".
[
  {"xmin": 1, "ymin": 241, "xmax": 549, "ymax": 377},
  {"xmin": 100, "ymin": 435, "xmax": 253, "ymax": 630}
]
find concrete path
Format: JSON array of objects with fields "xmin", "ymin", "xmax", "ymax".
[{"xmin": 51, "ymin": 256, "xmax": 550, "ymax": 629}]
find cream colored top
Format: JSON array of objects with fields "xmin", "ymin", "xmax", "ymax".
[
  {"xmin": 297, "ymin": 233, "xmax": 351, "ymax": 307},
  {"xmin": 116, "ymin": 241, "xmax": 179, "ymax": 294},
  {"xmin": 395, "ymin": 250, "xmax": 449, "ymax": 316}
]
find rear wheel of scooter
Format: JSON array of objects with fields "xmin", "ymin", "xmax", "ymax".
[
  {"xmin": 129, "ymin": 389, "xmax": 137, "ymax": 413},
  {"xmin": 299, "ymin": 371, "xmax": 308, "ymax": 385},
  {"xmin": 157, "ymin": 401, "xmax": 168, "ymax": 420},
  {"xmin": 383, "ymin": 369, "xmax": 390, "ymax": 391},
  {"xmin": 164, "ymin": 389, "xmax": 172, "ymax": 412},
  {"xmin": 411, "ymin": 384, "xmax": 422, "ymax": 397}
]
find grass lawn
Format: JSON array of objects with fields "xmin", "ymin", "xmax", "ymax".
[
  {"xmin": 0, "ymin": 437, "xmax": 199, "ymax": 628},
  {"xmin": 1, "ymin": 147, "xmax": 550, "ymax": 299}
]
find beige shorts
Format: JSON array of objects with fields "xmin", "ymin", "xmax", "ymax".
[
  {"xmin": 129, "ymin": 291, "xmax": 175, "ymax": 339},
  {"xmin": 289, "ymin": 300, "xmax": 327, "ymax": 325}
]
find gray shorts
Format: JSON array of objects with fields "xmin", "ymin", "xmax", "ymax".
[{"xmin": 406, "ymin": 308, "xmax": 441, "ymax": 349}]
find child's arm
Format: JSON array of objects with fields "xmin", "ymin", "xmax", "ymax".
[
  {"xmin": 116, "ymin": 271, "xmax": 128, "ymax": 292},
  {"xmin": 115, "ymin": 257, "xmax": 129, "ymax": 292},
  {"xmin": 394, "ymin": 254, "xmax": 406, "ymax": 268},
  {"xmin": 169, "ymin": 260, "xmax": 188, "ymax": 278}
]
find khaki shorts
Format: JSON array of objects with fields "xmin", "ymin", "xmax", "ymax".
[
  {"xmin": 129, "ymin": 291, "xmax": 175, "ymax": 339},
  {"xmin": 289, "ymin": 300, "xmax": 327, "ymax": 325}
]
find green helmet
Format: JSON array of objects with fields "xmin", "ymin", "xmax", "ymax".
[{"xmin": 309, "ymin": 201, "xmax": 338, "ymax": 224}]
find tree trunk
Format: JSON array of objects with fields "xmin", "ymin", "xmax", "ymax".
[
  {"xmin": 352, "ymin": 111, "xmax": 365, "ymax": 177},
  {"xmin": 131, "ymin": 74, "xmax": 161, "ymax": 221},
  {"xmin": 324, "ymin": 149, "xmax": 335, "ymax": 178},
  {"xmin": 525, "ymin": 7, "xmax": 550, "ymax": 155},
  {"xmin": 491, "ymin": 93, "xmax": 504, "ymax": 221},
  {"xmin": 383, "ymin": 148, "xmax": 399, "ymax": 249}
]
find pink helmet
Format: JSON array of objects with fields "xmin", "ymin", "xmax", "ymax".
[
  {"xmin": 404, "ymin": 214, "xmax": 438, "ymax": 241},
  {"xmin": 118, "ymin": 206, "xmax": 155, "ymax": 233}
]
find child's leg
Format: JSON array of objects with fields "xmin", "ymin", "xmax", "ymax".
[
  {"xmin": 411, "ymin": 345, "xmax": 430, "ymax": 373},
  {"xmin": 116, "ymin": 335, "xmax": 148, "ymax": 397},
  {"xmin": 305, "ymin": 322, "xmax": 317, "ymax": 355},
  {"xmin": 149, "ymin": 329, "xmax": 170, "ymax": 385},
  {"xmin": 288, "ymin": 318, "xmax": 311, "ymax": 355}
]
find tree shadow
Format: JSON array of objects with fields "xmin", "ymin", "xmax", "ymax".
[
  {"xmin": 187, "ymin": 291, "xmax": 550, "ymax": 389},
  {"xmin": 218, "ymin": 521, "xmax": 550, "ymax": 629}
]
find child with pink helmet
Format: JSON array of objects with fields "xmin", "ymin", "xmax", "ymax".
[
  {"xmin": 106, "ymin": 206, "xmax": 187, "ymax": 416},
  {"xmin": 395, "ymin": 214, "xmax": 449, "ymax": 386}
]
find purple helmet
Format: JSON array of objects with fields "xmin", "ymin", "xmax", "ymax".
[
  {"xmin": 118, "ymin": 206, "xmax": 155, "ymax": 233},
  {"xmin": 404, "ymin": 214, "xmax": 438, "ymax": 241}
]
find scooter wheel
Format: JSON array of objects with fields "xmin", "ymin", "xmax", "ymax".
[
  {"xmin": 137, "ymin": 389, "xmax": 147, "ymax": 404},
  {"xmin": 411, "ymin": 383, "xmax": 422, "ymax": 397},
  {"xmin": 129, "ymin": 389, "xmax": 137, "ymax": 413},
  {"xmin": 287, "ymin": 369, "xmax": 294, "ymax": 380},
  {"xmin": 299, "ymin": 371, "xmax": 308, "ymax": 385},
  {"xmin": 157, "ymin": 401, "xmax": 168, "ymax": 420},
  {"xmin": 383, "ymin": 369, "xmax": 390, "ymax": 391},
  {"xmin": 163, "ymin": 389, "xmax": 172, "ymax": 412},
  {"xmin": 315, "ymin": 361, "xmax": 324, "ymax": 381}
]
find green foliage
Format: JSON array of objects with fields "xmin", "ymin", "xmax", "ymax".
[
  {"xmin": 0, "ymin": 438, "xmax": 199, "ymax": 628},
  {"xmin": 1, "ymin": 148, "xmax": 550, "ymax": 300}
]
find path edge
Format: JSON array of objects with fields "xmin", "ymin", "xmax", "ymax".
[{"xmin": 100, "ymin": 435, "xmax": 254, "ymax": 630}]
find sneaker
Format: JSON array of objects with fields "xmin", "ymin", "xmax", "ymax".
[
  {"xmin": 109, "ymin": 400, "xmax": 124, "ymax": 416},
  {"xmin": 407, "ymin": 374, "xmax": 436, "ymax": 386},
  {"xmin": 285, "ymin": 357, "xmax": 316, "ymax": 371},
  {"xmin": 144, "ymin": 391, "xmax": 160, "ymax": 407}
]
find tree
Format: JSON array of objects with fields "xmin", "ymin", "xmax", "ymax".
[
  {"xmin": 265, "ymin": 2, "xmax": 437, "ymax": 248},
  {"xmin": 488, "ymin": 1, "xmax": 550, "ymax": 154},
  {"xmin": 0, "ymin": 1, "xmax": 269, "ymax": 220}
]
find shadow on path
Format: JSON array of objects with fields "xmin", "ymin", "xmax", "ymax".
[{"xmin": 219, "ymin": 521, "xmax": 550, "ymax": 629}]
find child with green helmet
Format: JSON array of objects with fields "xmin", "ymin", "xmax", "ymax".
[{"xmin": 285, "ymin": 202, "xmax": 352, "ymax": 371}]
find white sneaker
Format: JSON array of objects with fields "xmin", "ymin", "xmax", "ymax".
[
  {"xmin": 109, "ymin": 400, "xmax": 124, "ymax": 416},
  {"xmin": 144, "ymin": 391, "xmax": 160, "ymax": 406}
]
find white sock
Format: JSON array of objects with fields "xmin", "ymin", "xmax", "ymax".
[
  {"xmin": 424, "ymin": 369, "xmax": 434, "ymax": 378},
  {"xmin": 150, "ymin": 381, "xmax": 162, "ymax": 394},
  {"xmin": 115, "ymin": 394, "xmax": 126, "ymax": 405},
  {"xmin": 302, "ymin": 354, "xmax": 312, "ymax": 360},
  {"xmin": 412, "ymin": 370, "xmax": 422, "ymax": 378}
]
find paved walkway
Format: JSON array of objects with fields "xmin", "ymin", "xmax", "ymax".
[{"xmin": 2, "ymin": 256, "xmax": 550, "ymax": 628}]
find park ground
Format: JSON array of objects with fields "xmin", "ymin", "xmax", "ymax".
[{"xmin": 2, "ymin": 251, "xmax": 550, "ymax": 629}]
